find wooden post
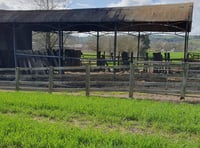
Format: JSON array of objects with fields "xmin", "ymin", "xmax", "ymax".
[
  {"xmin": 129, "ymin": 63, "xmax": 135, "ymax": 98},
  {"xmin": 48, "ymin": 66, "xmax": 54, "ymax": 93},
  {"xmin": 85, "ymin": 64, "xmax": 90, "ymax": 97},
  {"xmin": 180, "ymin": 63, "xmax": 189, "ymax": 99},
  {"xmin": 15, "ymin": 67, "xmax": 20, "ymax": 91}
]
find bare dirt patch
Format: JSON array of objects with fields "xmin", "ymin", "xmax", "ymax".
[{"xmin": 89, "ymin": 92, "xmax": 200, "ymax": 104}]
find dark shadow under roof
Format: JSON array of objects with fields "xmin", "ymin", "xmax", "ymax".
[{"xmin": 0, "ymin": 2, "xmax": 193, "ymax": 32}]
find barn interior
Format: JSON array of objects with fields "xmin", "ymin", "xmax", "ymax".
[{"xmin": 0, "ymin": 2, "xmax": 193, "ymax": 68}]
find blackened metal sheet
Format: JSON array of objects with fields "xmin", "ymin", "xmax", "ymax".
[{"xmin": 0, "ymin": 3, "xmax": 193, "ymax": 32}]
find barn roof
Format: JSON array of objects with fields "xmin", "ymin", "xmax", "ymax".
[{"xmin": 0, "ymin": 2, "xmax": 193, "ymax": 32}]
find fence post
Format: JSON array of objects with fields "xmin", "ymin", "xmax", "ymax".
[
  {"xmin": 180, "ymin": 62, "xmax": 189, "ymax": 99},
  {"xmin": 15, "ymin": 67, "xmax": 20, "ymax": 91},
  {"xmin": 85, "ymin": 64, "xmax": 90, "ymax": 97},
  {"xmin": 48, "ymin": 66, "xmax": 54, "ymax": 93},
  {"xmin": 129, "ymin": 63, "xmax": 135, "ymax": 98}
]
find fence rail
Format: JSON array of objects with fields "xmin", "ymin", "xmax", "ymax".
[{"xmin": 0, "ymin": 61, "xmax": 200, "ymax": 99}]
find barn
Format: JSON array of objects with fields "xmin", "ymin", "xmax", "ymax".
[{"xmin": 0, "ymin": 2, "xmax": 193, "ymax": 68}]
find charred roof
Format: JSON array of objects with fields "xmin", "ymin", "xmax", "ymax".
[{"xmin": 0, "ymin": 2, "xmax": 193, "ymax": 32}]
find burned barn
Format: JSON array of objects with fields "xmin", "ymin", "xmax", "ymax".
[{"xmin": 0, "ymin": 2, "xmax": 193, "ymax": 68}]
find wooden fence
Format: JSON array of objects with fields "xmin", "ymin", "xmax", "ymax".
[{"xmin": 0, "ymin": 61, "xmax": 200, "ymax": 98}]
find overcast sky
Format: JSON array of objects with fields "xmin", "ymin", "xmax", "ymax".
[{"xmin": 0, "ymin": 0, "xmax": 199, "ymax": 35}]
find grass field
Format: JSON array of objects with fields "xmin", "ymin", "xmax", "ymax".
[
  {"xmin": 148, "ymin": 51, "xmax": 184, "ymax": 60},
  {"xmin": 1, "ymin": 91, "xmax": 200, "ymax": 147}
]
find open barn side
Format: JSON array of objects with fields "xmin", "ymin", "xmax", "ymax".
[{"xmin": 0, "ymin": 3, "xmax": 193, "ymax": 68}]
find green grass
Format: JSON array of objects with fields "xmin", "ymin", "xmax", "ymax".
[
  {"xmin": 170, "ymin": 52, "xmax": 184, "ymax": 59},
  {"xmin": 148, "ymin": 51, "xmax": 184, "ymax": 60},
  {"xmin": 0, "ymin": 91, "xmax": 200, "ymax": 147}
]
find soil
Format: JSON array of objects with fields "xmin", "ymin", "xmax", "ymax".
[
  {"xmin": 132, "ymin": 93, "xmax": 200, "ymax": 104},
  {"xmin": 90, "ymin": 92, "xmax": 200, "ymax": 104}
]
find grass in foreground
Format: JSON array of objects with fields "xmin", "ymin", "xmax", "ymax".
[{"xmin": 0, "ymin": 91, "xmax": 200, "ymax": 147}]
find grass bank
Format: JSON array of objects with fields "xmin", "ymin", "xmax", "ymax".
[{"xmin": 0, "ymin": 91, "xmax": 200, "ymax": 147}]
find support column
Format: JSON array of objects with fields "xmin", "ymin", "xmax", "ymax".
[
  {"xmin": 113, "ymin": 30, "xmax": 117, "ymax": 66},
  {"xmin": 137, "ymin": 32, "xmax": 141, "ymax": 61},
  {"xmin": 58, "ymin": 30, "xmax": 64, "ymax": 67},
  {"xmin": 96, "ymin": 31, "xmax": 100, "ymax": 66},
  {"xmin": 184, "ymin": 31, "xmax": 189, "ymax": 62},
  {"xmin": 13, "ymin": 24, "xmax": 17, "ymax": 67}
]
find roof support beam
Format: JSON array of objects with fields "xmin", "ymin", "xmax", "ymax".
[
  {"xmin": 13, "ymin": 24, "xmax": 17, "ymax": 67},
  {"xmin": 113, "ymin": 29, "xmax": 117, "ymax": 66},
  {"xmin": 184, "ymin": 31, "xmax": 189, "ymax": 62},
  {"xmin": 137, "ymin": 32, "xmax": 141, "ymax": 61},
  {"xmin": 96, "ymin": 31, "xmax": 100, "ymax": 66},
  {"xmin": 58, "ymin": 30, "xmax": 64, "ymax": 67},
  {"xmin": 184, "ymin": 22, "xmax": 189, "ymax": 62}
]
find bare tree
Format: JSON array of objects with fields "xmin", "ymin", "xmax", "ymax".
[
  {"xmin": 34, "ymin": 0, "xmax": 70, "ymax": 10},
  {"xmin": 139, "ymin": 35, "xmax": 150, "ymax": 57},
  {"xmin": 86, "ymin": 34, "xmax": 139, "ymax": 56},
  {"xmin": 33, "ymin": 0, "xmax": 70, "ymax": 51},
  {"xmin": 117, "ymin": 35, "xmax": 138, "ymax": 55}
]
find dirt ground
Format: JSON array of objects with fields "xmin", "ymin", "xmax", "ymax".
[
  {"xmin": 1, "ymin": 89, "xmax": 200, "ymax": 104},
  {"xmin": 89, "ymin": 92, "xmax": 200, "ymax": 104},
  {"xmin": 133, "ymin": 93, "xmax": 200, "ymax": 104}
]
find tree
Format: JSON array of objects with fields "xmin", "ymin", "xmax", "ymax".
[
  {"xmin": 34, "ymin": 0, "xmax": 70, "ymax": 10},
  {"xmin": 33, "ymin": 0, "xmax": 70, "ymax": 51},
  {"xmin": 117, "ymin": 35, "xmax": 138, "ymax": 54},
  {"xmin": 140, "ymin": 35, "xmax": 150, "ymax": 57},
  {"xmin": 150, "ymin": 35, "xmax": 184, "ymax": 52},
  {"xmin": 86, "ymin": 33, "xmax": 141, "ymax": 55}
]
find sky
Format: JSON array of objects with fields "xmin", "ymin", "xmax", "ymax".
[{"xmin": 0, "ymin": 0, "xmax": 199, "ymax": 35}]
